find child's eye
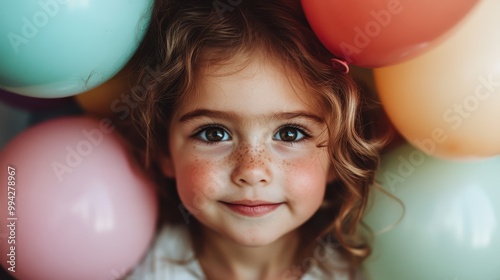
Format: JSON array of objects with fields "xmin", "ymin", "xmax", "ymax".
[
  {"xmin": 194, "ymin": 126, "xmax": 231, "ymax": 142},
  {"xmin": 273, "ymin": 126, "xmax": 310, "ymax": 142}
]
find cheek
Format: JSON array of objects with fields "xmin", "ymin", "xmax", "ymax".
[
  {"xmin": 283, "ymin": 155, "xmax": 329, "ymax": 208},
  {"xmin": 175, "ymin": 160, "xmax": 222, "ymax": 210}
]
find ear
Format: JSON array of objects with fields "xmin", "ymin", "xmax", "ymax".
[{"xmin": 159, "ymin": 155, "xmax": 176, "ymax": 178}]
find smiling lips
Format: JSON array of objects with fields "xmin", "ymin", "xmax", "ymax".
[{"xmin": 221, "ymin": 200, "xmax": 283, "ymax": 217}]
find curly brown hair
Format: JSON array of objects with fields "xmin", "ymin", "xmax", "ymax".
[{"xmin": 122, "ymin": 0, "xmax": 384, "ymax": 278}]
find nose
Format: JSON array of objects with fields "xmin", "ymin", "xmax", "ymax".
[{"xmin": 230, "ymin": 144, "xmax": 272, "ymax": 187}]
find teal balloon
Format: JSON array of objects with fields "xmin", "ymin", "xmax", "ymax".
[
  {"xmin": 0, "ymin": 0, "xmax": 153, "ymax": 98},
  {"xmin": 364, "ymin": 144, "xmax": 500, "ymax": 280}
]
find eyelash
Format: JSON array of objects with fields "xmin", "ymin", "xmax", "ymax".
[
  {"xmin": 190, "ymin": 123, "xmax": 231, "ymax": 145},
  {"xmin": 190, "ymin": 122, "xmax": 313, "ymax": 145},
  {"xmin": 274, "ymin": 122, "xmax": 313, "ymax": 146}
]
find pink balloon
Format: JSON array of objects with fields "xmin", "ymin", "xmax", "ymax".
[
  {"xmin": 301, "ymin": 0, "xmax": 479, "ymax": 67},
  {"xmin": 0, "ymin": 116, "xmax": 157, "ymax": 280}
]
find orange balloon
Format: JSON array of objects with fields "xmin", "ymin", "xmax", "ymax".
[
  {"xmin": 375, "ymin": 0, "xmax": 500, "ymax": 159},
  {"xmin": 301, "ymin": 0, "xmax": 479, "ymax": 67},
  {"xmin": 75, "ymin": 64, "xmax": 138, "ymax": 118}
]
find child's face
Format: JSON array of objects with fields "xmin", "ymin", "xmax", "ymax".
[{"xmin": 162, "ymin": 55, "xmax": 333, "ymax": 247}]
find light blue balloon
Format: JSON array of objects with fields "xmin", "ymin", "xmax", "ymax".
[
  {"xmin": 0, "ymin": 0, "xmax": 153, "ymax": 98},
  {"xmin": 364, "ymin": 144, "xmax": 500, "ymax": 280}
]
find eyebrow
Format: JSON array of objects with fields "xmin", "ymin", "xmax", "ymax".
[{"xmin": 178, "ymin": 109, "xmax": 324, "ymax": 124}]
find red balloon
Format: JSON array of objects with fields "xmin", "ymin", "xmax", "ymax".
[{"xmin": 301, "ymin": 0, "xmax": 479, "ymax": 67}]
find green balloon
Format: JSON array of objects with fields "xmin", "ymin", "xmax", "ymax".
[
  {"xmin": 0, "ymin": 0, "xmax": 153, "ymax": 98},
  {"xmin": 364, "ymin": 144, "xmax": 500, "ymax": 280}
]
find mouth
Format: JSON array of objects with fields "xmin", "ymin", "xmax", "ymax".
[{"xmin": 220, "ymin": 200, "xmax": 284, "ymax": 217}]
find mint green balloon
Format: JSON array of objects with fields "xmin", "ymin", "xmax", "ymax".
[
  {"xmin": 0, "ymin": 0, "xmax": 153, "ymax": 98},
  {"xmin": 364, "ymin": 144, "xmax": 500, "ymax": 280}
]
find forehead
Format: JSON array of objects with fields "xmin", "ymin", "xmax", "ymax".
[{"xmin": 179, "ymin": 53, "xmax": 319, "ymax": 116}]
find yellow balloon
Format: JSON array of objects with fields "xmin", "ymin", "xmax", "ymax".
[{"xmin": 374, "ymin": 0, "xmax": 500, "ymax": 159}]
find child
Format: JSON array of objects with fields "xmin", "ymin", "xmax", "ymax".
[{"xmin": 122, "ymin": 0, "xmax": 382, "ymax": 279}]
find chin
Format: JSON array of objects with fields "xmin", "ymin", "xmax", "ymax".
[
  {"xmin": 197, "ymin": 216, "xmax": 297, "ymax": 248},
  {"xmin": 225, "ymin": 227, "xmax": 288, "ymax": 247},
  {"xmin": 233, "ymin": 236, "xmax": 275, "ymax": 247}
]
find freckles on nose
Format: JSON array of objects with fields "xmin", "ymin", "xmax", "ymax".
[{"xmin": 232, "ymin": 145, "xmax": 272, "ymax": 167}]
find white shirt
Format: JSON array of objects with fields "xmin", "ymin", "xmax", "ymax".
[{"xmin": 125, "ymin": 225, "xmax": 359, "ymax": 280}]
